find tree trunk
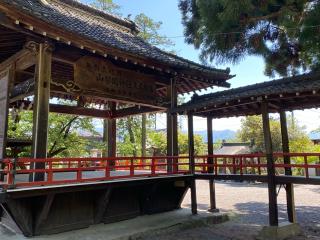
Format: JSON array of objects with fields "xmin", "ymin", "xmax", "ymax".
[{"xmin": 127, "ymin": 117, "xmax": 137, "ymax": 157}]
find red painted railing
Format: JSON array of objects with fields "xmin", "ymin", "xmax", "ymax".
[
  {"xmin": 194, "ymin": 153, "xmax": 320, "ymax": 178},
  {"xmin": 0, "ymin": 156, "xmax": 191, "ymax": 189},
  {"xmin": 0, "ymin": 153, "xmax": 319, "ymax": 189}
]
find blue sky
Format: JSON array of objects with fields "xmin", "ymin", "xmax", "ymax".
[{"xmin": 83, "ymin": 0, "xmax": 320, "ymax": 133}]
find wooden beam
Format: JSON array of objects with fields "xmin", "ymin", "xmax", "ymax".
[
  {"xmin": 16, "ymin": 100, "xmax": 163, "ymax": 119},
  {"xmin": 30, "ymin": 42, "xmax": 52, "ymax": 182},
  {"xmin": 280, "ymin": 110, "xmax": 296, "ymax": 223},
  {"xmin": 10, "ymin": 78, "xmax": 34, "ymax": 102},
  {"xmin": 94, "ymin": 188, "xmax": 112, "ymax": 224},
  {"xmin": 0, "ymin": 45, "xmax": 36, "ymax": 72},
  {"xmin": 179, "ymin": 69, "xmax": 231, "ymax": 88},
  {"xmin": 10, "ymin": 78, "xmax": 167, "ymax": 111},
  {"xmin": 261, "ymin": 101, "xmax": 278, "ymax": 226},
  {"xmin": 34, "ymin": 194, "xmax": 55, "ymax": 233},
  {"xmin": 0, "ymin": 12, "xmax": 43, "ymax": 41},
  {"xmin": 52, "ymin": 56, "xmax": 76, "ymax": 66},
  {"xmin": 113, "ymin": 106, "xmax": 164, "ymax": 118},
  {"xmin": 50, "ymin": 104, "xmax": 112, "ymax": 118}
]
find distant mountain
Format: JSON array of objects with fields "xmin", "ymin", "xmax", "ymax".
[
  {"xmin": 193, "ymin": 129, "xmax": 237, "ymax": 143},
  {"xmin": 94, "ymin": 126, "xmax": 236, "ymax": 143}
]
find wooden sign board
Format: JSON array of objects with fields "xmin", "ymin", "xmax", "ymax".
[
  {"xmin": 74, "ymin": 56, "xmax": 156, "ymax": 105},
  {"xmin": 0, "ymin": 70, "xmax": 10, "ymax": 159}
]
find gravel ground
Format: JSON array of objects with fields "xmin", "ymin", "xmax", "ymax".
[{"xmin": 147, "ymin": 180, "xmax": 320, "ymax": 240}]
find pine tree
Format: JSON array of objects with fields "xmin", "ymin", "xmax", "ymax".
[
  {"xmin": 179, "ymin": 0, "xmax": 320, "ymax": 77},
  {"xmin": 91, "ymin": 0, "xmax": 121, "ymax": 15}
]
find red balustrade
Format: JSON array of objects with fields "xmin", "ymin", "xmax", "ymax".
[
  {"xmin": 0, "ymin": 156, "xmax": 191, "ymax": 189},
  {"xmin": 194, "ymin": 153, "xmax": 320, "ymax": 178},
  {"xmin": 0, "ymin": 153, "xmax": 319, "ymax": 189}
]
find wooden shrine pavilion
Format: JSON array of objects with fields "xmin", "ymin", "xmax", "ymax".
[
  {"xmin": 171, "ymin": 72, "xmax": 320, "ymax": 226},
  {"xmin": 0, "ymin": 0, "xmax": 232, "ymax": 236},
  {"xmin": 0, "ymin": 0, "xmax": 320, "ymax": 239}
]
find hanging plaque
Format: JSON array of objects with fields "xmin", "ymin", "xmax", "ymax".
[{"xmin": 74, "ymin": 56, "xmax": 156, "ymax": 105}]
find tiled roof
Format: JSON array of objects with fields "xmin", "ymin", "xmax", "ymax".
[
  {"xmin": 2, "ymin": 0, "xmax": 230, "ymax": 76},
  {"xmin": 170, "ymin": 72, "xmax": 320, "ymax": 116},
  {"xmin": 189, "ymin": 72, "xmax": 320, "ymax": 106}
]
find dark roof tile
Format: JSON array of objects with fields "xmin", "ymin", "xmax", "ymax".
[
  {"xmin": 172, "ymin": 72, "xmax": 320, "ymax": 113},
  {"xmin": 2, "ymin": 0, "xmax": 230, "ymax": 77}
]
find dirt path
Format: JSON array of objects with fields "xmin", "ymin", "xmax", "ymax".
[{"xmin": 148, "ymin": 181, "xmax": 320, "ymax": 240}]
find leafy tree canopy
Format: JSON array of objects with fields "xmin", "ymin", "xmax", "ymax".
[
  {"xmin": 134, "ymin": 13, "xmax": 175, "ymax": 50},
  {"xmin": 179, "ymin": 0, "xmax": 320, "ymax": 77},
  {"xmin": 91, "ymin": 0, "xmax": 121, "ymax": 15},
  {"xmin": 145, "ymin": 131, "xmax": 206, "ymax": 156},
  {"xmin": 237, "ymin": 115, "xmax": 313, "ymax": 153},
  {"xmin": 8, "ymin": 110, "xmax": 100, "ymax": 158}
]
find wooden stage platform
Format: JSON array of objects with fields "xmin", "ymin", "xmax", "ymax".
[{"xmin": 0, "ymin": 174, "xmax": 193, "ymax": 237}]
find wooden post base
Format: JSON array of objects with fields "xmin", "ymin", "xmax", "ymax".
[{"xmin": 257, "ymin": 222, "xmax": 301, "ymax": 240}]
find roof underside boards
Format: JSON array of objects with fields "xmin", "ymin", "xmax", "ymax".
[
  {"xmin": 171, "ymin": 72, "xmax": 320, "ymax": 118},
  {"xmin": 0, "ymin": 0, "xmax": 232, "ymax": 89}
]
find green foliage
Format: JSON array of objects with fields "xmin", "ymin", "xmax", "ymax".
[
  {"xmin": 47, "ymin": 113, "xmax": 99, "ymax": 158},
  {"xmin": 91, "ymin": 0, "xmax": 121, "ymax": 15},
  {"xmin": 8, "ymin": 110, "xmax": 100, "ymax": 158},
  {"xmin": 178, "ymin": 132, "xmax": 206, "ymax": 155},
  {"xmin": 148, "ymin": 131, "xmax": 167, "ymax": 155},
  {"xmin": 237, "ymin": 114, "xmax": 313, "ymax": 153},
  {"xmin": 147, "ymin": 131, "xmax": 206, "ymax": 156},
  {"xmin": 135, "ymin": 13, "xmax": 175, "ymax": 50},
  {"xmin": 117, "ymin": 115, "xmax": 155, "ymax": 156},
  {"xmin": 179, "ymin": 0, "xmax": 320, "ymax": 77},
  {"xmin": 7, "ymin": 111, "xmax": 33, "ymax": 139}
]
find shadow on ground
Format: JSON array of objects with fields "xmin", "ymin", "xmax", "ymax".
[
  {"xmin": 214, "ymin": 180, "xmax": 268, "ymax": 189},
  {"xmin": 310, "ymin": 186, "xmax": 320, "ymax": 194},
  {"xmin": 233, "ymin": 202, "xmax": 320, "ymax": 239},
  {"xmin": 233, "ymin": 202, "xmax": 320, "ymax": 226}
]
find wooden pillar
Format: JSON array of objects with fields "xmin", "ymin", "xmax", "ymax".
[
  {"xmin": 167, "ymin": 78, "xmax": 178, "ymax": 172},
  {"xmin": 0, "ymin": 68, "xmax": 13, "ymax": 158},
  {"xmin": 188, "ymin": 113, "xmax": 197, "ymax": 215},
  {"xmin": 108, "ymin": 103, "xmax": 117, "ymax": 158},
  {"xmin": 280, "ymin": 110, "xmax": 296, "ymax": 223},
  {"xmin": 31, "ymin": 43, "xmax": 52, "ymax": 182},
  {"xmin": 172, "ymin": 111, "xmax": 178, "ymax": 171},
  {"xmin": 261, "ymin": 101, "xmax": 278, "ymax": 226},
  {"xmin": 102, "ymin": 120, "xmax": 108, "ymax": 158},
  {"xmin": 102, "ymin": 104, "xmax": 109, "ymax": 158},
  {"xmin": 207, "ymin": 117, "xmax": 217, "ymax": 211},
  {"xmin": 0, "ymin": 66, "xmax": 14, "ymax": 172},
  {"xmin": 172, "ymin": 79, "xmax": 178, "ymax": 157}
]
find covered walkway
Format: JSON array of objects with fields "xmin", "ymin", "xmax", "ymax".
[{"xmin": 171, "ymin": 71, "xmax": 320, "ymax": 227}]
